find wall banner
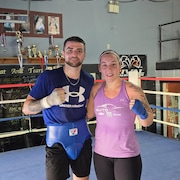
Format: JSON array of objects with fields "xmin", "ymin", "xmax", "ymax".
[{"xmin": 120, "ymin": 55, "xmax": 147, "ymax": 77}]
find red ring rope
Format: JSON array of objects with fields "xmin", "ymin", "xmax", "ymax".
[
  {"xmin": 140, "ymin": 77, "xmax": 180, "ymax": 81},
  {"xmin": 0, "ymin": 77, "xmax": 180, "ymax": 89},
  {"xmin": 0, "ymin": 83, "xmax": 34, "ymax": 88}
]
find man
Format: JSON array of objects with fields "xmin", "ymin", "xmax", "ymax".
[{"xmin": 22, "ymin": 36, "xmax": 94, "ymax": 180}]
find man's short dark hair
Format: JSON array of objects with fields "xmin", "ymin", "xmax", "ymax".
[{"xmin": 63, "ymin": 36, "xmax": 86, "ymax": 50}]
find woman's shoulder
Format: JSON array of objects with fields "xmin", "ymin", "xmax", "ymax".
[
  {"xmin": 125, "ymin": 80, "xmax": 141, "ymax": 90},
  {"xmin": 91, "ymin": 81, "xmax": 104, "ymax": 97},
  {"xmin": 125, "ymin": 80, "xmax": 144, "ymax": 100},
  {"xmin": 94, "ymin": 81, "xmax": 103, "ymax": 88}
]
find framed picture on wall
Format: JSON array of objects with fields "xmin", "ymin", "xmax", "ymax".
[
  {"xmin": 18, "ymin": 15, "xmax": 30, "ymax": 33},
  {"xmin": 33, "ymin": 14, "xmax": 46, "ymax": 35},
  {"xmin": 48, "ymin": 16, "xmax": 60, "ymax": 35},
  {"xmin": 29, "ymin": 11, "xmax": 63, "ymax": 38},
  {"xmin": 0, "ymin": 8, "xmax": 18, "ymax": 36},
  {"xmin": 3, "ymin": 12, "xmax": 15, "ymax": 32},
  {"xmin": 0, "ymin": 8, "xmax": 63, "ymax": 38}
]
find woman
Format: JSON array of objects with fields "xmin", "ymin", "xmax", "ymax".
[{"xmin": 87, "ymin": 50, "xmax": 153, "ymax": 180}]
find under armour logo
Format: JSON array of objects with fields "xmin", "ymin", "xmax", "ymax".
[{"xmin": 63, "ymin": 85, "xmax": 85, "ymax": 103}]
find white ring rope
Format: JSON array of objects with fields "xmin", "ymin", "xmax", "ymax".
[
  {"xmin": 153, "ymin": 119, "xmax": 180, "ymax": 128},
  {"xmin": 144, "ymin": 90, "xmax": 180, "ymax": 96},
  {"xmin": 0, "ymin": 99, "xmax": 25, "ymax": 105},
  {"xmin": 1, "ymin": 90, "xmax": 179, "ymax": 105}
]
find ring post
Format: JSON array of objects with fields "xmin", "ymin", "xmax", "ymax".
[{"xmin": 128, "ymin": 70, "xmax": 142, "ymax": 131}]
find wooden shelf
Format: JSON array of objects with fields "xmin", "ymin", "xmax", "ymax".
[{"xmin": 0, "ymin": 57, "xmax": 64, "ymax": 65}]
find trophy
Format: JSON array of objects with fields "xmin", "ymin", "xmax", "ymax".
[
  {"xmin": 55, "ymin": 45, "xmax": 61, "ymax": 67},
  {"xmin": 16, "ymin": 31, "xmax": 23, "ymax": 68},
  {"xmin": 1, "ymin": 33, "xmax": 7, "ymax": 52},
  {"xmin": 27, "ymin": 46, "xmax": 32, "ymax": 58},
  {"xmin": 44, "ymin": 50, "xmax": 48, "ymax": 68},
  {"xmin": 38, "ymin": 50, "xmax": 44, "ymax": 69},
  {"xmin": 16, "ymin": 31, "xmax": 23, "ymax": 55},
  {"xmin": 48, "ymin": 49, "xmax": 52, "ymax": 58},
  {"xmin": 32, "ymin": 45, "xmax": 37, "ymax": 58},
  {"xmin": 55, "ymin": 45, "xmax": 60, "ymax": 57}
]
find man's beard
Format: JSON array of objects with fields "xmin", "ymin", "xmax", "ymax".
[{"xmin": 65, "ymin": 60, "xmax": 82, "ymax": 67}]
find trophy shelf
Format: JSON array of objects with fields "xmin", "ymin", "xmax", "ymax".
[{"xmin": 0, "ymin": 57, "xmax": 65, "ymax": 65}]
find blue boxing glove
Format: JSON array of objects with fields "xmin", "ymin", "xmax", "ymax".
[{"xmin": 131, "ymin": 99, "xmax": 148, "ymax": 120}]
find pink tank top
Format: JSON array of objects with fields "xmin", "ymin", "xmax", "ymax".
[{"xmin": 94, "ymin": 80, "xmax": 140, "ymax": 158}]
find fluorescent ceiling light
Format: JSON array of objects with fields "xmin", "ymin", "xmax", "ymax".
[
  {"xmin": 0, "ymin": 19, "xmax": 26, "ymax": 23},
  {"xmin": 0, "ymin": 14, "xmax": 28, "ymax": 23}
]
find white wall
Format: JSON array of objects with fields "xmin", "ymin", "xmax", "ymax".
[{"xmin": 0, "ymin": 0, "xmax": 180, "ymax": 76}]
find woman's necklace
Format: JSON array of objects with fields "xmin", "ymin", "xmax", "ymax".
[{"xmin": 64, "ymin": 73, "xmax": 80, "ymax": 86}]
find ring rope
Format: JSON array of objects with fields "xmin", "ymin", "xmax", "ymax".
[
  {"xmin": 0, "ymin": 99, "xmax": 25, "ymax": 105},
  {"xmin": 0, "ymin": 83, "xmax": 34, "ymax": 89},
  {"xmin": 3, "ymin": 89, "xmax": 179, "ymax": 105},
  {"xmin": 140, "ymin": 77, "xmax": 180, "ymax": 81},
  {"xmin": 144, "ymin": 90, "xmax": 180, "ymax": 96},
  {"xmin": 1, "ymin": 104, "xmax": 179, "ymax": 123},
  {"xmin": 0, "ymin": 76, "xmax": 180, "ymax": 89},
  {"xmin": 150, "ymin": 105, "xmax": 180, "ymax": 113},
  {"xmin": 153, "ymin": 119, "xmax": 180, "ymax": 128},
  {"xmin": 0, "ymin": 114, "xmax": 43, "ymax": 122}
]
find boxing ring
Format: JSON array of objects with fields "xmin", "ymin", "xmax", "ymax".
[
  {"xmin": 0, "ymin": 75, "xmax": 180, "ymax": 180},
  {"xmin": 0, "ymin": 75, "xmax": 180, "ymax": 139}
]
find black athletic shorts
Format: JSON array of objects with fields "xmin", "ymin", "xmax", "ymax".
[
  {"xmin": 46, "ymin": 138, "xmax": 92, "ymax": 180},
  {"xmin": 94, "ymin": 152, "xmax": 142, "ymax": 180}
]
